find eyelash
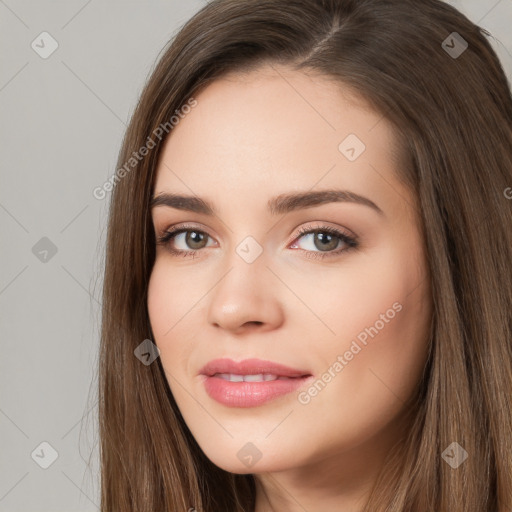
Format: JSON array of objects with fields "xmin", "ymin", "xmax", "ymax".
[{"xmin": 155, "ymin": 223, "xmax": 358, "ymax": 260}]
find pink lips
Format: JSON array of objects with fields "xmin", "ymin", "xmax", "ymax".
[{"xmin": 199, "ymin": 358, "xmax": 313, "ymax": 408}]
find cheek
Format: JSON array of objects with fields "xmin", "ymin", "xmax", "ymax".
[
  {"xmin": 317, "ymin": 293, "xmax": 430, "ymax": 453},
  {"xmin": 147, "ymin": 264, "xmax": 170, "ymax": 340},
  {"xmin": 289, "ymin": 279, "xmax": 431, "ymax": 461},
  {"xmin": 299, "ymin": 241, "xmax": 431, "ymax": 425},
  {"xmin": 147, "ymin": 262, "xmax": 195, "ymax": 367},
  {"xmin": 147, "ymin": 259, "xmax": 202, "ymax": 339},
  {"xmin": 340, "ymin": 290, "xmax": 431, "ymax": 397}
]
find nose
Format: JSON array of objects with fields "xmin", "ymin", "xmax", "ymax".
[{"xmin": 207, "ymin": 257, "xmax": 285, "ymax": 335}]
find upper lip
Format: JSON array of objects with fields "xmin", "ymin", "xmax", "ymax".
[{"xmin": 199, "ymin": 358, "xmax": 311, "ymax": 378}]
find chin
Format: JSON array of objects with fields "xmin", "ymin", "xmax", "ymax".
[{"xmin": 196, "ymin": 439, "xmax": 292, "ymax": 474}]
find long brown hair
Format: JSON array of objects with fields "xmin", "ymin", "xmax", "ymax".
[{"xmin": 98, "ymin": 0, "xmax": 512, "ymax": 510}]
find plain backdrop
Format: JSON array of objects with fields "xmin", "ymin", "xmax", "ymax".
[{"xmin": 1, "ymin": 1, "xmax": 511, "ymax": 510}]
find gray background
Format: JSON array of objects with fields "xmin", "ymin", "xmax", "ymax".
[{"xmin": 1, "ymin": 1, "xmax": 511, "ymax": 510}]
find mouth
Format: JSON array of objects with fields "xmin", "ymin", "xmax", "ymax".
[{"xmin": 199, "ymin": 358, "xmax": 313, "ymax": 407}]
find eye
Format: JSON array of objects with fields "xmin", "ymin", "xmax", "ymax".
[
  {"xmin": 155, "ymin": 223, "xmax": 216, "ymax": 257},
  {"xmin": 289, "ymin": 224, "xmax": 358, "ymax": 259}
]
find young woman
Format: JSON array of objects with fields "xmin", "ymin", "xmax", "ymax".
[{"xmin": 98, "ymin": 0, "xmax": 512, "ymax": 510}]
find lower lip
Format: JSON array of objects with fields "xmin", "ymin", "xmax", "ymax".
[{"xmin": 202, "ymin": 375, "xmax": 312, "ymax": 407}]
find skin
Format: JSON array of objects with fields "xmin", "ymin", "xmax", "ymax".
[{"xmin": 147, "ymin": 64, "xmax": 433, "ymax": 512}]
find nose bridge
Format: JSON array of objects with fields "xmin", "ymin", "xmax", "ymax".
[{"xmin": 206, "ymin": 236, "xmax": 284, "ymax": 331}]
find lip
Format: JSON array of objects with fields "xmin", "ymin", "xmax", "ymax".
[
  {"xmin": 199, "ymin": 358, "xmax": 313, "ymax": 408},
  {"xmin": 199, "ymin": 358, "xmax": 311, "ymax": 378}
]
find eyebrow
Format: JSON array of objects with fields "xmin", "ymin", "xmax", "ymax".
[{"xmin": 150, "ymin": 189, "xmax": 384, "ymax": 216}]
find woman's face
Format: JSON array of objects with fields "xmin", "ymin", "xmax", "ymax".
[{"xmin": 147, "ymin": 64, "xmax": 432, "ymax": 479}]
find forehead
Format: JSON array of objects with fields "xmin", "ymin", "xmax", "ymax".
[{"xmin": 153, "ymin": 64, "xmax": 408, "ymax": 214}]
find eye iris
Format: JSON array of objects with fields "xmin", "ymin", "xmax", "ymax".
[
  {"xmin": 186, "ymin": 231, "xmax": 207, "ymax": 249},
  {"xmin": 314, "ymin": 232, "xmax": 338, "ymax": 251}
]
